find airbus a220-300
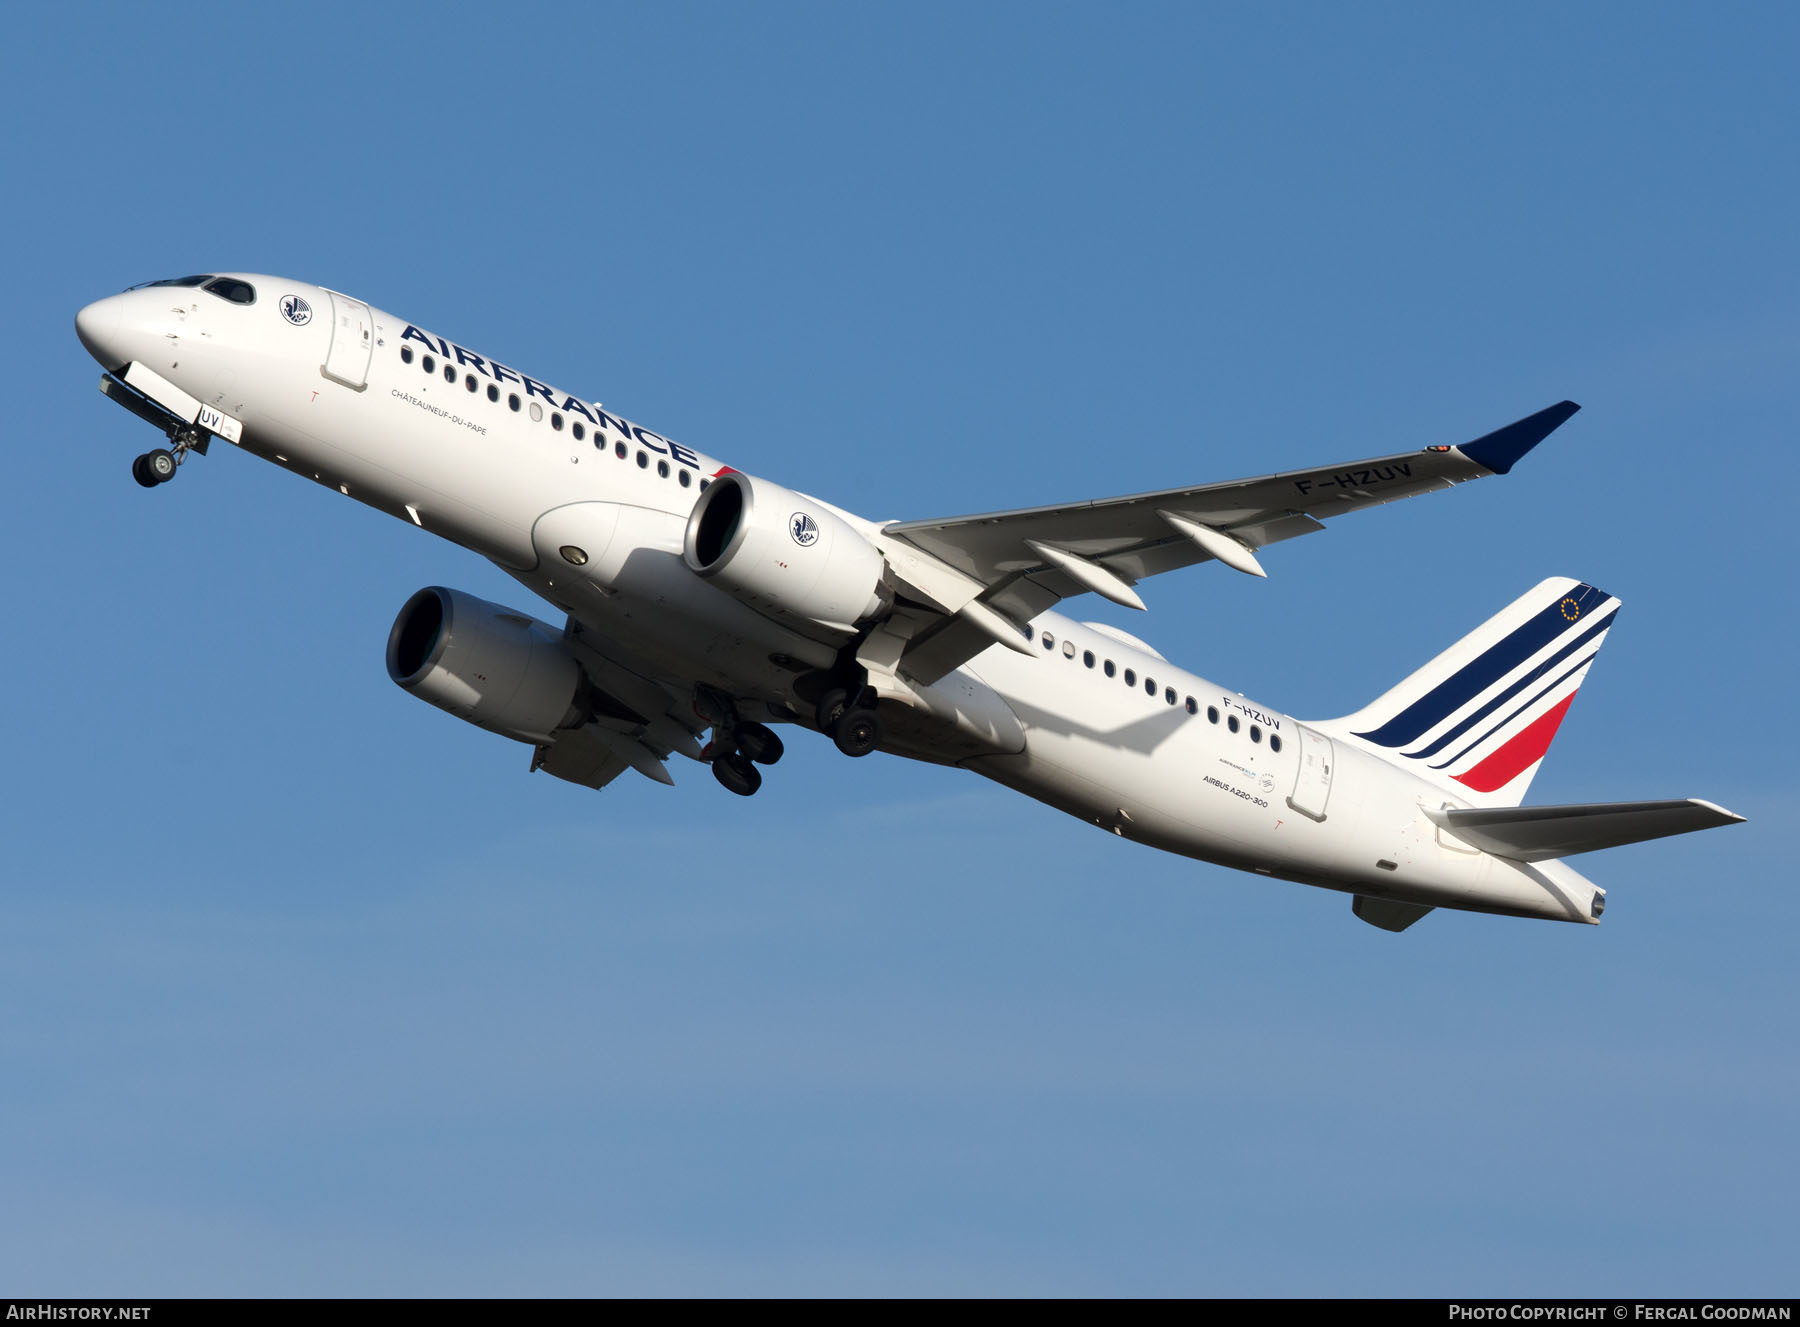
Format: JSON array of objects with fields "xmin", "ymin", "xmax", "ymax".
[{"xmin": 75, "ymin": 273, "xmax": 1744, "ymax": 932}]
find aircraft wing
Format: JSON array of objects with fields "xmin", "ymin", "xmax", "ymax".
[{"xmin": 882, "ymin": 402, "xmax": 1580, "ymax": 683}]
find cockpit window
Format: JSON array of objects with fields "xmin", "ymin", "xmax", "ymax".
[
  {"xmin": 129, "ymin": 275, "xmax": 213, "ymax": 290},
  {"xmin": 203, "ymin": 277, "xmax": 256, "ymax": 305}
]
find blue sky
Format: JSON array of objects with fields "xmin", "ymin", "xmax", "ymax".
[{"xmin": 2, "ymin": 1, "xmax": 1794, "ymax": 1296}]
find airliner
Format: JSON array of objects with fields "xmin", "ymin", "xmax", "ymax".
[{"xmin": 74, "ymin": 273, "xmax": 1743, "ymax": 931}]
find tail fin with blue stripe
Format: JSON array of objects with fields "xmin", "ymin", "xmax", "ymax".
[{"xmin": 1324, "ymin": 577, "xmax": 1622, "ymax": 807}]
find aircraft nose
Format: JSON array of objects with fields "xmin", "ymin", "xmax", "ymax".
[{"xmin": 75, "ymin": 296, "xmax": 126, "ymax": 370}]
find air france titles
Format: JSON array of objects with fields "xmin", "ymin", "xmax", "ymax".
[{"xmin": 399, "ymin": 326, "xmax": 701, "ymax": 470}]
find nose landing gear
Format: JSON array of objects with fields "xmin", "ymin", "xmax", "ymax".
[
  {"xmin": 131, "ymin": 448, "xmax": 178, "ymax": 487},
  {"xmin": 129, "ymin": 422, "xmax": 206, "ymax": 488},
  {"xmin": 98, "ymin": 373, "xmax": 218, "ymax": 491}
]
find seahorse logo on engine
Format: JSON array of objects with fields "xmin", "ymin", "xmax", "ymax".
[{"xmin": 790, "ymin": 512, "xmax": 820, "ymax": 547}]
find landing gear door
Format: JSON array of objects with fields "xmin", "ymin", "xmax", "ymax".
[
  {"xmin": 1287, "ymin": 724, "xmax": 1334, "ymax": 822},
  {"xmin": 322, "ymin": 290, "xmax": 373, "ymax": 391}
]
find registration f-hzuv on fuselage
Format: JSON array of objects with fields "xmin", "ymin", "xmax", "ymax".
[{"xmin": 75, "ymin": 273, "xmax": 1744, "ymax": 932}]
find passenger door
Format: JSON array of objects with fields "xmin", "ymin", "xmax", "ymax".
[
  {"xmin": 1287, "ymin": 724, "xmax": 1334, "ymax": 822},
  {"xmin": 322, "ymin": 290, "xmax": 373, "ymax": 390}
]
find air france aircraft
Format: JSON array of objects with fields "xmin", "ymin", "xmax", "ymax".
[{"xmin": 75, "ymin": 273, "xmax": 1744, "ymax": 931}]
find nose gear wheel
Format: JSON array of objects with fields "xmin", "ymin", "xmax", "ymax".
[{"xmin": 130, "ymin": 423, "xmax": 205, "ymax": 488}]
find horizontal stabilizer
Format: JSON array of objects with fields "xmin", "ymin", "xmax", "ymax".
[
  {"xmin": 1426, "ymin": 799, "xmax": 1745, "ymax": 861},
  {"xmin": 1353, "ymin": 896, "xmax": 1435, "ymax": 932}
]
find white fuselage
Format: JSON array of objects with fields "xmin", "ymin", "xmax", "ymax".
[{"xmin": 76, "ymin": 275, "xmax": 1602, "ymax": 924}]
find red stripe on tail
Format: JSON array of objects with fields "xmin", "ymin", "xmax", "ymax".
[{"xmin": 1451, "ymin": 693, "xmax": 1578, "ymax": 794}]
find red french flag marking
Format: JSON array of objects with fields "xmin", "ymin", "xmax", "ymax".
[{"xmin": 1451, "ymin": 692, "xmax": 1578, "ymax": 794}]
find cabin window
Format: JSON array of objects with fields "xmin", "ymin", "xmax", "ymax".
[
  {"xmin": 552, "ymin": 412, "xmax": 565, "ymax": 432},
  {"xmin": 637, "ymin": 451, "xmax": 648, "ymax": 468},
  {"xmin": 1165, "ymin": 687, "xmax": 1177, "ymax": 706},
  {"xmin": 679, "ymin": 469, "xmax": 692, "ymax": 488},
  {"xmin": 1041, "ymin": 632, "xmax": 1055, "ymax": 651},
  {"xmin": 528, "ymin": 402, "xmax": 543, "ymax": 422},
  {"xmin": 508, "ymin": 393, "xmax": 521, "ymax": 412},
  {"xmin": 1083, "ymin": 650, "xmax": 1095, "ymax": 668},
  {"xmin": 1104, "ymin": 660, "xmax": 1116, "ymax": 678},
  {"xmin": 401, "ymin": 346, "xmax": 414, "ymax": 365},
  {"xmin": 1185, "ymin": 696, "xmax": 1197, "ymax": 715},
  {"xmin": 465, "ymin": 374, "xmax": 478, "ymax": 393},
  {"xmin": 573, "ymin": 422, "xmax": 585, "ymax": 440},
  {"xmin": 487, "ymin": 385, "xmax": 499, "ymax": 403},
  {"xmin": 1250, "ymin": 725, "xmax": 1262, "ymax": 743},
  {"xmin": 657, "ymin": 460, "xmax": 671, "ymax": 478},
  {"xmin": 422, "ymin": 355, "xmax": 436, "ymax": 374},
  {"xmin": 1124, "ymin": 669, "xmax": 1136, "ymax": 686},
  {"xmin": 1207, "ymin": 706, "xmax": 1220, "ymax": 724},
  {"xmin": 1145, "ymin": 677, "xmax": 1156, "ymax": 695},
  {"xmin": 700, "ymin": 479, "xmax": 710, "ymax": 492},
  {"xmin": 443, "ymin": 364, "xmax": 455, "ymax": 383},
  {"xmin": 1269, "ymin": 734, "xmax": 1282, "ymax": 753},
  {"xmin": 1062, "ymin": 640, "xmax": 1076, "ymax": 659},
  {"xmin": 1227, "ymin": 715, "xmax": 1240, "ymax": 733}
]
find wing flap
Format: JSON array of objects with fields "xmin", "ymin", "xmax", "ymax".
[
  {"xmin": 1426, "ymin": 798, "xmax": 1746, "ymax": 861},
  {"xmin": 534, "ymin": 725, "xmax": 633, "ymax": 791}
]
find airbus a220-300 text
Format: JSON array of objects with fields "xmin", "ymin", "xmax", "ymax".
[{"xmin": 75, "ymin": 273, "xmax": 1744, "ymax": 932}]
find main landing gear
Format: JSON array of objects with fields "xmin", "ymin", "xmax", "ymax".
[
  {"xmin": 709, "ymin": 720, "xmax": 784, "ymax": 797},
  {"xmin": 696, "ymin": 687, "xmax": 787, "ymax": 798},
  {"xmin": 130, "ymin": 423, "xmax": 205, "ymax": 489},
  {"xmin": 815, "ymin": 686, "xmax": 883, "ymax": 759},
  {"xmin": 698, "ymin": 677, "xmax": 882, "ymax": 798}
]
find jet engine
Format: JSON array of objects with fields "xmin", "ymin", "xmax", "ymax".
[
  {"xmin": 386, "ymin": 586, "xmax": 589, "ymax": 743},
  {"xmin": 683, "ymin": 471, "xmax": 891, "ymax": 636}
]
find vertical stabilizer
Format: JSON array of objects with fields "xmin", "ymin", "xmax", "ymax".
[{"xmin": 1321, "ymin": 578, "xmax": 1621, "ymax": 807}]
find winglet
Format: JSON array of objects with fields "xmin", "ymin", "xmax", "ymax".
[{"xmin": 1456, "ymin": 400, "xmax": 1581, "ymax": 475}]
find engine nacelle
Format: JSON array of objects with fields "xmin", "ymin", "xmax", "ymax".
[
  {"xmin": 683, "ymin": 471, "xmax": 890, "ymax": 635},
  {"xmin": 386, "ymin": 587, "xmax": 587, "ymax": 744}
]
